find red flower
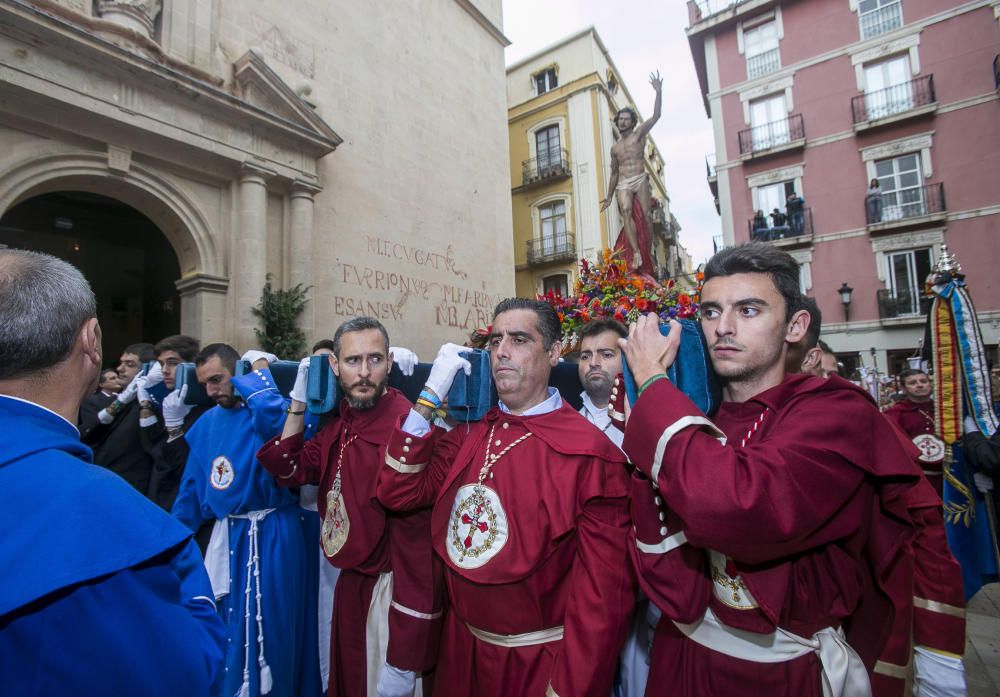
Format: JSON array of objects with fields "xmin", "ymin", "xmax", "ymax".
[{"xmin": 678, "ymin": 293, "xmax": 691, "ymax": 306}]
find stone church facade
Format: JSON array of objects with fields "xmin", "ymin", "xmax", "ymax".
[{"xmin": 0, "ymin": 0, "xmax": 514, "ymax": 357}]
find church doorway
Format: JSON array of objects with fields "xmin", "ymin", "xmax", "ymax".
[{"xmin": 0, "ymin": 191, "xmax": 182, "ymax": 364}]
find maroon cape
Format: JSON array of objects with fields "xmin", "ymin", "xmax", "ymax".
[
  {"xmin": 257, "ymin": 388, "xmax": 443, "ymax": 697},
  {"xmin": 613, "ymin": 197, "xmax": 656, "ymax": 278},
  {"xmin": 624, "ymin": 374, "xmax": 920, "ymax": 696}
]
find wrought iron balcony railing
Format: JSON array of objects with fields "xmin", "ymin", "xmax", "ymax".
[
  {"xmin": 526, "ymin": 232, "xmax": 576, "ymax": 265},
  {"xmin": 877, "ymin": 288, "xmax": 931, "ymax": 319},
  {"xmin": 738, "ymin": 114, "xmax": 805, "ymax": 155},
  {"xmin": 748, "ymin": 207, "xmax": 813, "ymax": 241},
  {"xmin": 994, "ymin": 54, "xmax": 1000, "ymax": 90},
  {"xmin": 865, "ymin": 182, "xmax": 946, "ymax": 225},
  {"xmin": 746, "ymin": 48, "xmax": 780, "ymax": 80},
  {"xmin": 852, "ymin": 75, "xmax": 935, "ymax": 123},
  {"xmin": 859, "ymin": 1, "xmax": 902, "ymax": 40},
  {"xmin": 521, "ymin": 149, "xmax": 571, "ymax": 187}
]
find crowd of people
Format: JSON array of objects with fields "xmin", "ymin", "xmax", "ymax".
[{"xmin": 2, "ymin": 242, "xmax": 997, "ymax": 697}]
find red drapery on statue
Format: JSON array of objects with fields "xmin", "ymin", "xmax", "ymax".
[{"xmin": 613, "ymin": 200, "xmax": 656, "ymax": 278}]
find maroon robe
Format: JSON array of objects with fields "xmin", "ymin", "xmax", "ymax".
[
  {"xmin": 624, "ymin": 374, "xmax": 919, "ymax": 696},
  {"xmin": 257, "ymin": 388, "xmax": 443, "ymax": 697},
  {"xmin": 872, "ymin": 433, "xmax": 965, "ymax": 697},
  {"xmin": 378, "ymin": 402, "xmax": 635, "ymax": 697},
  {"xmin": 883, "ymin": 400, "xmax": 942, "ymax": 494}
]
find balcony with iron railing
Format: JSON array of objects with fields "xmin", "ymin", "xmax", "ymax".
[
  {"xmin": 994, "ymin": 54, "xmax": 1000, "ymax": 91},
  {"xmin": 526, "ymin": 232, "xmax": 576, "ymax": 266},
  {"xmin": 877, "ymin": 288, "xmax": 931, "ymax": 320},
  {"xmin": 520, "ymin": 148, "xmax": 571, "ymax": 188},
  {"xmin": 748, "ymin": 207, "xmax": 813, "ymax": 246},
  {"xmin": 738, "ymin": 113, "xmax": 805, "ymax": 158},
  {"xmin": 859, "ymin": 1, "xmax": 902, "ymax": 40},
  {"xmin": 746, "ymin": 48, "xmax": 780, "ymax": 80},
  {"xmin": 865, "ymin": 182, "xmax": 946, "ymax": 232},
  {"xmin": 706, "ymin": 153, "xmax": 718, "ymax": 198},
  {"xmin": 852, "ymin": 75, "xmax": 936, "ymax": 129}
]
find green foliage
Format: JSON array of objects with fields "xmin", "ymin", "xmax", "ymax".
[{"xmin": 251, "ymin": 275, "xmax": 310, "ymax": 359}]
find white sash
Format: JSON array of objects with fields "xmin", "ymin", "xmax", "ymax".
[{"xmin": 674, "ymin": 607, "xmax": 871, "ymax": 697}]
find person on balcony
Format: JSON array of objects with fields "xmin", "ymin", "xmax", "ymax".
[
  {"xmin": 769, "ymin": 208, "xmax": 787, "ymax": 237},
  {"xmin": 786, "ymin": 192, "xmax": 805, "ymax": 235},
  {"xmin": 866, "ymin": 178, "xmax": 883, "ymax": 224},
  {"xmin": 751, "ymin": 210, "xmax": 768, "ymax": 241}
]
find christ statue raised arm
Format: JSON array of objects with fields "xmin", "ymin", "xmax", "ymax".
[{"xmin": 600, "ymin": 71, "xmax": 662, "ymax": 272}]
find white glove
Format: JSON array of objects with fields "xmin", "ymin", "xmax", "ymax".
[
  {"xmin": 240, "ymin": 350, "xmax": 278, "ymax": 366},
  {"xmin": 964, "ymin": 416, "xmax": 980, "ymax": 435},
  {"xmin": 138, "ymin": 362, "xmax": 164, "ymax": 403},
  {"xmin": 376, "ymin": 663, "xmax": 416, "ymax": 697},
  {"xmin": 290, "ymin": 357, "xmax": 310, "ymax": 404},
  {"xmin": 424, "ymin": 342, "xmax": 472, "ymax": 399},
  {"xmin": 390, "ymin": 346, "xmax": 418, "ymax": 377},
  {"xmin": 974, "ymin": 472, "xmax": 994, "ymax": 493},
  {"xmin": 162, "ymin": 385, "xmax": 193, "ymax": 428},
  {"xmin": 117, "ymin": 371, "xmax": 147, "ymax": 405},
  {"xmin": 913, "ymin": 645, "xmax": 966, "ymax": 697}
]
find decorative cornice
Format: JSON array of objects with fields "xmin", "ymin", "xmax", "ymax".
[
  {"xmin": 452, "ymin": 0, "xmax": 510, "ymax": 47},
  {"xmin": 175, "ymin": 272, "xmax": 229, "ymax": 296}
]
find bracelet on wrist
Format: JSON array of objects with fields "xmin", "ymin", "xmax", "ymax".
[
  {"xmin": 638, "ymin": 373, "xmax": 668, "ymax": 396},
  {"xmin": 418, "ymin": 389, "xmax": 442, "ymax": 409},
  {"xmin": 166, "ymin": 426, "xmax": 184, "ymax": 439},
  {"xmin": 415, "ymin": 398, "xmax": 438, "ymax": 411},
  {"xmin": 285, "ymin": 407, "xmax": 306, "ymax": 416}
]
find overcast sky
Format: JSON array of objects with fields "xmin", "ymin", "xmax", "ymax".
[{"xmin": 501, "ymin": 0, "xmax": 720, "ymax": 265}]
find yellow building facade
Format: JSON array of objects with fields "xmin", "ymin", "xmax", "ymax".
[{"xmin": 507, "ymin": 27, "xmax": 682, "ymax": 299}]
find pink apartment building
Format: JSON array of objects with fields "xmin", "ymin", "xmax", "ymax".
[{"xmin": 688, "ymin": 0, "xmax": 1000, "ymax": 376}]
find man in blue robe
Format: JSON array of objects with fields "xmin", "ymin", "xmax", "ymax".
[
  {"xmin": 172, "ymin": 343, "xmax": 320, "ymax": 697},
  {"xmin": 0, "ymin": 249, "xmax": 225, "ymax": 696}
]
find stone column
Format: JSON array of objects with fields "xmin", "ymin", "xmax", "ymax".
[
  {"xmin": 236, "ymin": 162, "xmax": 274, "ymax": 352},
  {"xmin": 96, "ymin": 0, "xmax": 162, "ymax": 39},
  {"xmin": 288, "ymin": 180, "xmax": 322, "ymax": 343},
  {"xmin": 175, "ymin": 273, "xmax": 229, "ymax": 343}
]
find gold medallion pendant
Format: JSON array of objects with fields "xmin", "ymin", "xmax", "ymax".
[{"xmin": 322, "ymin": 489, "xmax": 350, "ymax": 557}]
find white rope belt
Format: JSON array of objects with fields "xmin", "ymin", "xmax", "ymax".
[
  {"xmin": 231, "ymin": 508, "xmax": 277, "ymax": 696},
  {"xmin": 674, "ymin": 607, "xmax": 871, "ymax": 697},
  {"xmin": 465, "ymin": 622, "xmax": 564, "ymax": 648}
]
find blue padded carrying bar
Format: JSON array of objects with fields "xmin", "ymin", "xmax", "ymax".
[
  {"xmin": 621, "ymin": 319, "xmax": 721, "ymax": 416},
  {"xmin": 306, "ymin": 355, "xmax": 339, "ymax": 415},
  {"xmin": 447, "ymin": 349, "xmax": 494, "ymax": 422},
  {"xmin": 175, "ymin": 363, "xmax": 213, "ymax": 406}
]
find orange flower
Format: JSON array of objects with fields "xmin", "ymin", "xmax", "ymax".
[{"xmin": 696, "ymin": 271, "xmax": 705, "ymax": 282}]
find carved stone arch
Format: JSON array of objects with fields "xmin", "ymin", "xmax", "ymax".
[{"xmin": 0, "ymin": 151, "xmax": 221, "ymax": 280}]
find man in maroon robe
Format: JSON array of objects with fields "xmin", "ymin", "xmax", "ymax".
[
  {"xmin": 788, "ymin": 307, "xmax": 967, "ymax": 696},
  {"xmin": 621, "ymin": 242, "xmax": 919, "ymax": 696},
  {"xmin": 257, "ymin": 317, "xmax": 443, "ymax": 697},
  {"xmin": 378, "ymin": 298, "xmax": 635, "ymax": 697},
  {"xmin": 884, "ymin": 369, "xmax": 946, "ymax": 494}
]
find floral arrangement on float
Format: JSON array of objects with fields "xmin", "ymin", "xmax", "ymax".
[{"xmin": 539, "ymin": 249, "xmax": 702, "ymax": 356}]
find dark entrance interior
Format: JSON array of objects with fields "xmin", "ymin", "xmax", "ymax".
[{"xmin": 0, "ymin": 192, "xmax": 181, "ymax": 366}]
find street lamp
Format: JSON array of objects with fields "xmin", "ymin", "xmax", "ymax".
[{"xmin": 838, "ymin": 282, "xmax": 854, "ymax": 322}]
